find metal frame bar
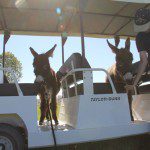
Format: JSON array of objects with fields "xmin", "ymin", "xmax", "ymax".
[
  {"xmin": 0, "ymin": 29, "xmax": 135, "ymax": 38},
  {"xmin": 79, "ymin": 0, "xmax": 86, "ymax": 65},
  {"xmin": 61, "ymin": 68, "xmax": 117, "ymax": 98},
  {"xmin": 0, "ymin": 6, "xmax": 141, "ymax": 20},
  {"xmin": 71, "ymin": 61, "xmax": 78, "ymax": 96},
  {"xmin": 83, "ymin": 11, "xmax": 134, "ymax": 19},
  {"xmin": 114, "ymin": 19, "xmax": 132, "ymax": 35},
  {"xmin": 61, "ymin": 34, "xmax": 65, "ymax": 65}
]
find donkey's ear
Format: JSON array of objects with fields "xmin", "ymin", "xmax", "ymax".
[
  {"xmin": 114, "ymin": 36, "xmax": 120, "ymax": 47},
  {"xmin": 125, "ymin": 37, "xmax": 130, "ymax": 51},
  {"xmin": 29, "ymin": 47, "xmax": 38, "ymax": 57},
  {"xmin": 107, "ymin": 40, "xmax": 118, "ymax": 54},
  {"xmin": 45, "ymin": 44, "xmax": 57, "ymax": 57}
]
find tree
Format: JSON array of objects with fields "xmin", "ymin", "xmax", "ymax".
[{"xmin": 0, "ymin": 52, "xmax": 22, "ymax": 82}]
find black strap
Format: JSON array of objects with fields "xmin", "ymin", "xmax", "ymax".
[{"xmin": 46, "ymin": 100, "xmax": 57, "ymax": 150}]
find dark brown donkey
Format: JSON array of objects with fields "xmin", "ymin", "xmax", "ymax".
[
  {"xmin": 30, "ymin": 44, "xmax": 60, "ymax": 125},
  {"xmin": 106, "ymin": 36, "xmax": 133, "ymax": 89},
  {"xmin": 106, "ymin": 37, "xmax": 134, "ymax": 120}
]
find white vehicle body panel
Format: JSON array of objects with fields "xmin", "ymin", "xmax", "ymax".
[{"xmin": 0, "ymin": 96, "xmax": 38, "ymax": 133}]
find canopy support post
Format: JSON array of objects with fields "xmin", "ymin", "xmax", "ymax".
[
  {"xmin": 79, "ymin": 0, "xmax": 86, "ymax": 66},
  {"xmin": 2, "ymin": 30, "xmax": 10, "ymax": 81},
  {"xmin": 61, "ymin": 35, "xmax": 65, "ymax": 65},
  {"xmin": 2, "ymin": 34, "xmax": 6, "ymax": 69},
  {"xmin": 61, "ymin": 33, "xmax": 67, "ymax": 65}
]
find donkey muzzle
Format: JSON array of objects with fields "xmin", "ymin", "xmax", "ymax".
[
  {"xmin": 123, "ymin": 72, "xmax": 133, "ymax": 82},
  {"xmin": 35, "ymin": 75, "xmax": 44, "ymax": 83}
]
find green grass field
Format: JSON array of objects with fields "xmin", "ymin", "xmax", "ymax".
[{"xmin": 37, "ymin": 103, "xmax": 60, "ymax": 121}]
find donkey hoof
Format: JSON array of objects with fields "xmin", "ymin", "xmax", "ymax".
[
  {"xmin": 39, "ymin": 122, "xmax": 43, "ymax": 125},
  {"xmin": 55, "ymin": 121, "xmax": 59, "ymax": 126}
]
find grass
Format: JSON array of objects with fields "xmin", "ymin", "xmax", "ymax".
[{"xmin": 37, "ymin": 103, "xmax": 60, "ymax": 121}]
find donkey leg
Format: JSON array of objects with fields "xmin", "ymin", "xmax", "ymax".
[
  {"xmin": 39, "ymin": 99, "xmax": 47, "ymax": 125},
  {"xmin": 50, "ymin": 94, "xmax": 59, "ymax": 125},
  {"xmin": 46, "ymin": 99, "xmax": 50, "ymax": 121},
  {"xmin": 127, "ymin": 90, "xmax": 134, "ymax": 121}
]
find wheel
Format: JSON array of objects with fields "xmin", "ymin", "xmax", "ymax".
[{"xmin": 0, "ymin": 124, "xmax": 26, "ymax": 150}]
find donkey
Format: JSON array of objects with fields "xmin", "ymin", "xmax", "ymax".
[
  {"xmin": 106, "ymin": 36, "xmax": 134, "ymax": 90},
  {"xmin": 106, "ymin": 37, "xmax": 134, "ymax": 120},
  {"xmin": 30, "ymin": 44, "xmax": 60, "ymax": 125}
]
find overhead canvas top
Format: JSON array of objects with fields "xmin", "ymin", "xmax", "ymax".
[{"xmin": 0, "ymin": 0, "xmax": 149, "ymax": 38}]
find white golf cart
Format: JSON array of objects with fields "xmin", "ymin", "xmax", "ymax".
[{"xmin": 0, "ymin": 0, "xmax": 150, "ymax": 149}]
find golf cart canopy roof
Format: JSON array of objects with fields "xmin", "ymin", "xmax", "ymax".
[{"xmin": 0, "ymin": 0, "xmax": 149, "ymax": 38}]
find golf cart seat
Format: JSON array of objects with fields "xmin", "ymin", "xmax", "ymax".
[{"xmin": 0, "ymin": 83, "xmax": 37, "ymax": 96}]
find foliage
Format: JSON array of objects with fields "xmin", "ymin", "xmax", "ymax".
[{"xmin": 0, "ymin": 52, "xmax": 22, "ymax": 82}]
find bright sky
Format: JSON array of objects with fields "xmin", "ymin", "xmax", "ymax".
[{"xmin": 0, "ymin": 35, "xmax": 139, "ymax": 83}]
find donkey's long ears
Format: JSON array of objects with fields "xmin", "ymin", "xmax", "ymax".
[
  {"xmin": 125, "ymin": 37, "xmax": 130, "ymax": 51},
  {"xmin": 114, "ymin": 36, "xmax": 120, "ymax": 47},
  {"xmin": 45, "ymin": 44, "xmax": 57, "ymax": 57},
  {"xmin": 107, "ymin": 40, "xmax": 118, "ymax": 54},
  {"xmin": 30, "ymin": 47, "xmax": 38, "ymax": 57}
]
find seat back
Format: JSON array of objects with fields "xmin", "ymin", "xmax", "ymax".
[
  {"xmin": 0, "ymin": 83, "xmax": 37, "ymax": 96},
  {"xmin": 59, "ymin": 53, "xmax": 91, "ymax": 85}
]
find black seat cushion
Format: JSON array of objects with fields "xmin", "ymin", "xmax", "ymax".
[
  {"xmin": 64, "ymin": 83, "xmax": 125, "ymax": 97},
  {"xmin": 0, "ymin": 83, "xmax": 37, "ymax": 96},
  {"xmin": 138, "ymin": 84, "xmax": 150, "ymax": 94},
  {"xmin": 64, "ymin": 83, "xmax": 150, "ymax": 97}
]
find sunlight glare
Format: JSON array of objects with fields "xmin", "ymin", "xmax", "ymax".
[
  {"xmin": 15, "ymin": 0, "xmax": 27, "ymax": 8},
  {"xmin": 55, "ymin": 7, "xmax": 62, "ymax": 15}
]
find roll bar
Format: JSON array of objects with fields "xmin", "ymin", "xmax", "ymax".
[{"xmin": 61, "ymin": 68, "xmax": 117, "ymax": 97}]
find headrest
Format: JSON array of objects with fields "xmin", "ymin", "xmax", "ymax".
[
  {"xmin": 58, "ymin": 53, "xmax": 91, "ymax": 84},
  {"xmin": 59, "ymin": 53, "xmax": 91, "ymax": 73}
]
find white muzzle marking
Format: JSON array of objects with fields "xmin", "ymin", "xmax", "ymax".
[
  {"xmin": 44, "ymin": 87, "xmax": 52, "ymax": 103},
  {"xmin": 35, "ymin": 75, "xmax": 44, "ymax": 83},
  {"xmin": 123, "ymin": 72, "xmax": 133, "ymax": 81}
]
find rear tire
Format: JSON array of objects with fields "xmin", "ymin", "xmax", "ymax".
[{"xmin": 0, "ymin": 124, "xmax": 26, "ymax": 150}]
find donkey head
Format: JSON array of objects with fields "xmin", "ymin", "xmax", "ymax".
[
  {"xmin": 107, "ymin": 37, "xmax": 133, "ymax": 82},
  {"xmin": 30, "ymin": 44, "xmax": 57, "ymax": 83}
]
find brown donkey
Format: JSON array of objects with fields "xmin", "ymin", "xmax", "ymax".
[
  {"xmin": 30, "ymin": 44, "xmax": 60, "ymax": 125},
  {"xmin": 106, "ymin": 36, "xmax": 134, "ymax": 89},
  {"xmin": 106, "ymin": 37, "xmax": 134, "ymax": 120}
]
